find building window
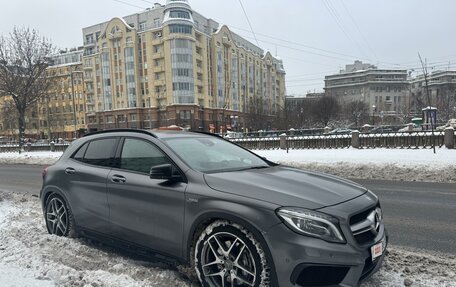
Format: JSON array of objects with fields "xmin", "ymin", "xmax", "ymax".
[
  {"xmin": 139, "ymin": 22, "xmax": 147, "ymax": 32},
  {"xmin": 169, "ymin": 24, "xmax": 192, "ymax": 34},
  {"xmin": 173, "ymin": 82, "xmax": 192, "ymax": 91},
  {"xmin": 169, "ymin": 10, "xmax": 190, "ymax": 19},
  {"xmin": 154, "ymin": 18, "xmax": 161, "ymax": 27},
  {"xmin": 173, "ymin": 68, "xmax": 190, "ymax": 77},
  {"xmin": 179, "ymin": 110, "xmax": 191, "ymax": 120}
]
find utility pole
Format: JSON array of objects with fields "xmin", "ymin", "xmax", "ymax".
[{"xmin": 419, "ymin": 53, "xmax": 436, "ymax": 154}]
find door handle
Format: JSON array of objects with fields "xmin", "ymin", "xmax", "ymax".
[
  {"xmin": 65, "ymin": 167, "xmax": 76, "ymax": 175},
  {"xmin": 111, "ymin": 175, "xmax": 126, "ymax": 183}
]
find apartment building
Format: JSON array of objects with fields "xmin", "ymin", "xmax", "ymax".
[
  {"xmin": 81, "ymin": 0, "xmax": 286, "ymax": 132},
  {"xmin": 0, "ymin": 48, "xmax": 86, "ymax": 139},
  {"xmin": 325, "ymin": 61, "xmax": 409, "ymax": 122},
  {"xmin": 410, "ymin": 70, "xmax": 456, "ymax": 121}
]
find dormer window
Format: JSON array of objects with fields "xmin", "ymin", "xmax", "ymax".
[{"xmin": 111, "ymin": 26, "xmax": 120, "ymax": 34}]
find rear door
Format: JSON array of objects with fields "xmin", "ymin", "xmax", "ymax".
[
  {"xmin": 65, "ymin": 137, "xmax": 118, "ymax": 234},
  {"xmin": 107, "ymin": 137, "xmax": 187, "ymax": 257}
]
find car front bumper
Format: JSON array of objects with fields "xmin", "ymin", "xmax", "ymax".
[{"xmin": 265, "ymin": 222, "xmax": 388, "ymax": 287}]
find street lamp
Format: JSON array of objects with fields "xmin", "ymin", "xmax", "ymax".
[{"xmin": 371, "ymin": 105, "xmax": 376, "ymax": 126}]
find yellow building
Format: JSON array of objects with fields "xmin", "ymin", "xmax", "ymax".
[
  {"xmin": 82, "ymin": 0, "xmax": 286, "ymax": 132},
  {"xmin": 42, "ymin": 48, "xmax": 87, "ymax": 139}
]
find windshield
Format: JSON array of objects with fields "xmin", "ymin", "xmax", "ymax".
[{"xmin": 164, "ymin": 137, "xmax": 270, "ymax": 173}]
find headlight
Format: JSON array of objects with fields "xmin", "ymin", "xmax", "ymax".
[{"xmin": 277, "ymin": 207, "xmax": 346, "ymax": 243}]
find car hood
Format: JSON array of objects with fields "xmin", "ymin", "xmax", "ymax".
[{"xmin": 204, "ymin": 165, "xmax": 367, "ymax": 210}]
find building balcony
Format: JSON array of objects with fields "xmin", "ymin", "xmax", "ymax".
[
  {"xmin": 108, "ymin": 31, "xmax": 123, "ymax": 40},
  {"xmin": 152, "ymin": 52, "xmax": 164, "ymax": 59},
  {"xmin": 83, "ymin": 65, "xmax": 93, "ymax": 70},
  {"xmin": 84, "ymin": 78, "xmax": 94, "ymax": 82},
  {"xmin": 153, "ymin": 66, "xmax": 165, "ymax": 72},
  {"xmin": 154, "ymin": 79, "xmax": 166, "ymax": 86},
  {"xmin": 84, "ymin": 41, "xmax": 95, "ymax": 47}
]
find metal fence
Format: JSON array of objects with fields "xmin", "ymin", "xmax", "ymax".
[
  {"xmin": 0, "ymin": 144, "xmax": 70, "ymax": 153},
  {"xmin": 359, "ymin": 131, "xmax": 445, "ymax": 149},
  {"xmin": 231, "ymin": 137, "xmax": 281, "ymax": 150},
  {"xmin": 231, "ymin": 131, "xmax": 447, "ymax": 150}
]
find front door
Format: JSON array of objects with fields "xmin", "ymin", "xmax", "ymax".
[{"xmin": 107, "ymin": 137, "xmax": 186, "ymax": 258}]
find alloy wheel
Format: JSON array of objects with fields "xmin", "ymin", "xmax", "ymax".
[
  {"xmin": 46, "ymin": 197, "xmax": 68, "ymax": 236},
  {"xmin": 201, "ymin": 232, "xmax": 257, "ymax": 287}
]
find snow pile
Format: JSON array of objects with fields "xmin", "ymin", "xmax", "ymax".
[
  {"xmin": 0, "ymin": 151, "xmax": 62, "ymax": 165},
  {"xmin": 255, "ymin": 148, "xmax": 456, "ymax": 183},
  {"xmin": 0, "ymin": 192, "xmax": 196, "ymax": 287},
  {"xmin": 0, "ymin": 191, "xmax": 455, "ymax": 286}
]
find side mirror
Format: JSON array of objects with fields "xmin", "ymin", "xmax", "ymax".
[{"xmin": 150, "ymin": 164, "xmax": 181, "ymax": 181}]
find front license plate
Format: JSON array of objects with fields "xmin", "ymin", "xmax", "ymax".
[{"xmin": 371, "ymin": 240, "xmax": 383, "ymax": 261}]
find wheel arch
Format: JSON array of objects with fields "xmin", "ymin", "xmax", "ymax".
[
  {"xmin": 186, "ymin": 211, "xmax": 278, "ymax": 286},
  {"xmin": 41, "ymin": 186, "xmax": 72, "ymax": 214}
]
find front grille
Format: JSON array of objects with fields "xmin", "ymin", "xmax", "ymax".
[{"xmin": 350, "ymin": 205, "xmax": 381, "ymax": 245}]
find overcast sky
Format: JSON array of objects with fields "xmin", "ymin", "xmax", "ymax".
[{"xmin": 1, "ymin": 0, "xmax": 455, "ymax": 95}]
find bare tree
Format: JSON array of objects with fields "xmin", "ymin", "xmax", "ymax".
[
  {"xmin": 345, "ymin": 100, "xmax": 369, "ymax": 127},
  {"xmin": 0, "ymin": 98, "xmax": 18, "ymax": 137},
  {"xmin": 313, "ymin": 95, "xmax": 340, "ymax": 127},
  {"xmin": 0, "ymin": 27, "xmax": 54, "ymax": 150}
]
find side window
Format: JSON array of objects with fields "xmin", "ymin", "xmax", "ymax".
[
  {"xmin": 82, "ymin": 138, "xmax": 118, "ymax": 167},
  {"xmin": 120, "ymin": 138, "xmax": 170, "ymax": 174},
  {"xmin": 72, "ymin": 142, "xmax": 89, "ymax": 161}
]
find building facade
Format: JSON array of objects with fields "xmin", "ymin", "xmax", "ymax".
[
  {"xmin": 410, "ymin": 70, "xmax": 456, "ymax": 121},
  {"xmin": 325, "ymin": 61, "xmax": 409, "ymax": 123},
  {"xmin": 0, "ymin": 48, "xmax": 86, "ymax": 140},
  {"xmin": 81, "ymin": 0, "xmax": 286, "ymax": 133}
]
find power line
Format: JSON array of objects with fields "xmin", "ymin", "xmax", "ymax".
[
  {"xmin": 135, "ymin": 0, "xmax": 155, "ymax": 4},
  {"xmin": 237, "ymin": 0, "xmax": 260, "ymax": 47},
  {"xmin": 340, "ymin": 1, "xmax": 378, "ymax": 61},
  {"xmin": 226, "ymin": 23, "xmax": 367, "ymax": 62},
  {"xmin": 112, "ymin": 0, "xmax": 146, "ymax": 10},
  {"xmin": 322, "ymin": 0, "xmax": 371, "ymax": 61},
  {"xmin": 236, "ymin": 32, "xmax": 356, "ymax": 62}
]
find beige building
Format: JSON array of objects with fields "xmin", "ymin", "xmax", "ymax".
[
  {"xmin": 0, "ymin": 48, "xmax": 86, "ymax": 140},
  {"xmin": 43, "ymin": 48, "xmax": 86, "ymax": 139},
  {"xmin": 82, "ymin": 0, "xmax": 286, "ymax": 133},
  {"xmin": 410, "ymin": 70, "xmax": 456, "ymax": 121},
  {"xmin": 325, "ymin": 61, "xmax": 409, "ymax": 123}
]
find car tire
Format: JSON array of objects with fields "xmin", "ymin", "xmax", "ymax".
[
  {"xmin": 44, "ymin": 194, "xmax": 77, "ymax": 238},
  {"xmin": 194, "ymin": 220, "xmax": 271, "ymax": 287}
]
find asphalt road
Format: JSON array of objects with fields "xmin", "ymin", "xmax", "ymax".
[{"xmin": 1, "ymin": 164, "xmax": 455, "ymax": 254}]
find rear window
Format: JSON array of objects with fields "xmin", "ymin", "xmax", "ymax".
[{"xmin": 72, "ymin": 138, "xmax": 117, "ymax": 167}]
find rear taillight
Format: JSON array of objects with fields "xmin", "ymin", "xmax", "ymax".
[{"xmin": 42, "ymin": 167, "xmax": 48, "ymax": 180}]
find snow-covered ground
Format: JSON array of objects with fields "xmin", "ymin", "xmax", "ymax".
[
  {"xmin": 1, "ymin": 148, "xmax": 455, "ymax": 182},
  {"xmin": 0, "ymin": 191, "xmax": 455, "ymax": 287},
  {"xmin": 0, "ymin": 151, "xmax": 62, "ymax": 165},
  {"xmin": 0, "ymin": 148, "xmax": 455, "ymax": 285},
  {"xmin": 255, "ymin": 148, "xmax": 456, "ymax": 183}
]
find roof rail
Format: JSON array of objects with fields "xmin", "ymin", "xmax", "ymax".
[{"xmin": 83, "ymin": 128, "xmax": 157, "ymax": 138}]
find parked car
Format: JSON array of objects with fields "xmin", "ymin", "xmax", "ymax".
[
  {"xmin": 40, "ymin": 129, "xmax": 387, "ymax": 287},
  {"xmin": 436, "ymin": 119, "xmax": 456, "ymax": 131},
  {"xmin": 369, "ymin": 127, "xmax": 394, "ymax": 133},
  {"xmin": 398, "ymin": 123, "xmax": 421, "ymax": 132},
  {"xmin": 327, "ymin": 128, "xmax": 353, "ymax": 135},
  {"xmin": 34, "ymin": 139, "xmax": 50, "ymax": 145}
]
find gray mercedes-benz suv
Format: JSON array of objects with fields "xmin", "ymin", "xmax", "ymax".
[{"xmin": 40, "ymin": 129, "xmax": 387, "ymax": 287}]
